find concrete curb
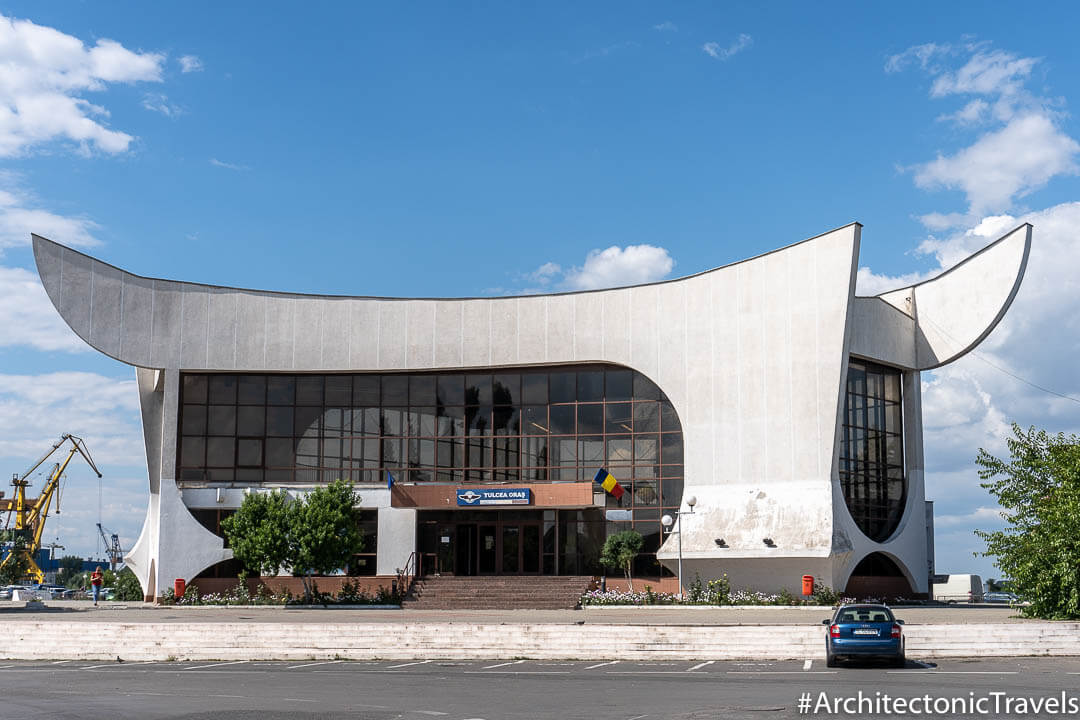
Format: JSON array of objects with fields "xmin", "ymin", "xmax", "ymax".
[{"xmin": 4, "ymin": 621, "xmax": 1079, "ymax": 662}]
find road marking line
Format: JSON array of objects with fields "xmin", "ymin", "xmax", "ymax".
[
  {"xmin": 183, "ymin": 661, "xmax": 248, "ymax": 671},
  {"xmin": 803, "ymin": 659, "xmax": 813, "ymax": 670},
  {"xmin": 464, "ymin": 671, "xmax": 571, "ymax": 675},
  {"xmin": 688, "ymin": 661, "xmax": 715, "ymax": 672},
  {"xmin": 628, "ymin": 715, "xmax": 649, "ymax": 720},
  {"xmin": 482, "ymin": 660, "xmax": 525, "ymax": 670},
  {"xmin": 727, "ymin": 671, "xmax": 838, "ymax": 675},
  {"xmin": 51, "ymin": 660, "xmax": 72, "ymax": 665},
  {"xmin": 386, "ymin": 660, "xmax": 432, "ymax": 669},
  {"xmin": 607, "ymin": 671, "xmax": 713, "ymax": 675},
  {"xmin": 584, "ymin": 660, "xmax": 619, "ymax": 670},
  {"xmin": 287, "ymin": 660, "xmax": 344, "ymax": 669},
  {"xmin": 282, "ymin": 698, "xmax": 319, "ymax": 704},
  {"xmin": 411, "ymin": 712, "xmax": 448, "ymax": 716},
  {"xmin": 887, "ymin": 670, "xmax": 1018, "ymax": 674},
  {"xmin": 0, "ymin": 665, "xmax": 14, "ymax": 669}
]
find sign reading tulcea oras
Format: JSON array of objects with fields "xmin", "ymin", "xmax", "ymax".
[{"xmin": 456, "ymin": 488, "xmax": 532, "ymax": 506}]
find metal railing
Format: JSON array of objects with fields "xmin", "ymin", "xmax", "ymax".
[{"xmin": 394, "ymin": 551, "xmax": 421, "ymax": 600}]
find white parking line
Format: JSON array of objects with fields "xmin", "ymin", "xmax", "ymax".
[
  {"xmin": 51, "ymin": 660, "xmax": 72, "ymax": 665},
  {"xmin": 482, "ymin": 660, "xmax": 525, "ymax": 670},
  {"xmin": 287, "ymin": 660, "xmax": 344, "ymax": 670},
  {"xmin": 386, "ymin": 660, "xmax": 432, "ymax": 669},
  {"xmin": 729, "ymin": 669, "xmax": 829, "ymax": 676},
  {"xmin": 887, "ymin": 670, "xmax": 1018, "ymax": 675},
  {"xmin": 584, "ymin": 660, "xmax": 619, "ymax": 670},
  {"xmin": 183, "ymin": 661, "xmax": 248, "ymax": 671},
  {"xmin": 688, "ymin": 661, "xmax": 714, "ymax": 672},
  {"xmin": 803, "ymin": 659, "xmax": 813, "ymax": 670},
  {"xmin": 0, "ymin": 665, "xmax": 14, "ymax": 669}
]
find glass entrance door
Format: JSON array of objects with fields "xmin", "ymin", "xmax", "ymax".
[{"xmin": 478, "ymin": 524, "xmax": 497, "ymax": 574}]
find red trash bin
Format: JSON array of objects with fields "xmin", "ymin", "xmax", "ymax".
[
  {"xmin": 174, "ymin": 578, "xmax": 186, "ymax": 598},
  {"xmin": 802, "ymin": 575, "xmax": 814, "ymax": 596}
]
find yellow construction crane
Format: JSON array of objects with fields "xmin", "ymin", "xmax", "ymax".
[{"xmin": 0, "ymin": 434, "xmax": 102, "ymax": 584}]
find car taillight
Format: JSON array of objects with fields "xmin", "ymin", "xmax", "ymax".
[
  {"xmin": 891, "ymin": 625, "xmax": 902, "ymax": 638},
  {"xmin": 829, "ymin": 624, "xmax": 840, "ymax": 638}
]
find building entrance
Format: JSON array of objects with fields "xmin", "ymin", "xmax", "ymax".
[{"xmin": 420, "ymin": 510, "xmax": 546, "ymax": 576}]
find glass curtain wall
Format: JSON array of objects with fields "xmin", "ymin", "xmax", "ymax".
[
  {"xmin": 178, "ymin": 365, "xmax": 684, "ymax": 569},
  {"xmin": 839, "ymin": 359, "xmax": 906, "ymax": 542}
]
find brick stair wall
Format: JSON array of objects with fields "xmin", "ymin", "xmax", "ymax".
[{"xmin": 403, "ymin": 575, "xmax": 595, "ymax": 610}]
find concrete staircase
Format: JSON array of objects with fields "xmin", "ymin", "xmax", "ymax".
[{"xmin": 403, "ymin": 575, "xmax": 594, "ymax": 609}]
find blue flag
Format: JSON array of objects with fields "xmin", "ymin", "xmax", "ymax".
[{"xmin": 387, "ymin": 471, "xmax": 395, "ymax": 489}]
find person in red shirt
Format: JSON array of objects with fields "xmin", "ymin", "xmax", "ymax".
[{"xmin": 91, "ymin": 566, "xmax": 104, "ymax": 606}]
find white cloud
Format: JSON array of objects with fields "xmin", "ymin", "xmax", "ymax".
[
  {"xmin": 141, "ymin": 92, "xmax": 181, "ymax": 117},
  {"xmin": 178, "ymin": 54, "xmax": 203, "ymax": 73},
  {"xmin": 209, "ymin": 157, "xmax": 246, "ymax": 171},
  {"xmin": 914, "ymin": 113, "xmax": 1079, "ymax": 216},
  {"xmin": 0, "ymin": 175, "xmax": 100, "ymax": 250},
  {"xmin": 702, "ymin": 34, "xmax": 752, "ymax": 61},
  {"xmin": 563, "ymin": 244, "xmax": 675, "ymax": 291},
  {"xmin": 653, "ymin": 21, "xmax": 677, "ymax": 32},
  {"xmin": 0, "ymin": 371, "xmax": 142, "ymax": 466},
  {"xmin": 0, "ymin": 12, "xmax": 164, "ymax": 156},
  {"xmin": 889, "ymin": 42, "xmax": 1080, "ymax": 222},
  {"xmin": 0, "ymin": 264, "xmax": 90, "ymax": 351},
  {"xmin": 934, "ymin": 506, "xmax": 1008, "ymax": 528}
]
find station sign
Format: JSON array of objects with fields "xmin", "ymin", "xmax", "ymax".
[{"xmin": 456, "ymin": 488, "xmax": 532, "ymax": 506}]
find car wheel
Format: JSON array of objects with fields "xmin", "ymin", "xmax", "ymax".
[
  {"xmin": 826, "ymin": 653, "xmax": 838, "ymax": 668},
  {"xmin": 893, "ymin": 653, "xmax": 906, "ymax": 668}
]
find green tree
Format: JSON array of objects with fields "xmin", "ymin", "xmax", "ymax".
[
  {"xmin": 55, "ymin": 555, "xmax": 84, "ymax": 586},
  {"xmin": 0, "ymin": 533, "xmax": 33, "ymax": 585},
  {"xmin": 289, "ymin": 479, "xmax": 364, "ymax": 602},
  {"xmin": 221, "ymin": 489, "xmax": 292, "ymax": 576},
  {"xmin": 600, "ymin": 530, "xmax": 644, "ymax": 591},
  {"xmin": 975, "ymin": 424, "xmax": 1080, "ymax": 619},
  {"xmin": 114, "ymin": 567, "xmax": 143, "ymax": 601}
]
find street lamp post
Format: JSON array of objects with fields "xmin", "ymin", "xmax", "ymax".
[{"xmin": 661, "ymin": 495, "xmax": 697, "ymax": 599}]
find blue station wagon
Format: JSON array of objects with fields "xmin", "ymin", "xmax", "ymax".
[{"xmin": 823, "ymin": 603, "xmax": 905, "ymax": 667}]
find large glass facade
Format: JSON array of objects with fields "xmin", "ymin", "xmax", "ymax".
[
  {"xmin": 178, "ymin": 365, "xmax": 684, "ymax": 572},
  {"xmin": 839, "ymin": 359, "xmax": 906, "ymax": 542}
]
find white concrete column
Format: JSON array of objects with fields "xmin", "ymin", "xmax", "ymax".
[{"xmin": 376, "ymin": 507, "xmax": 417, "ymax": 576}]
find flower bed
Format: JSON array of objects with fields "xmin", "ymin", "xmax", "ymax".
[
  {"xmin": 581, "ymin": 575, "xmax": 854, "ymax": 606},
  {"xmin": 160, "ymin": 579, "xmax": 401, "ymax": 606}
]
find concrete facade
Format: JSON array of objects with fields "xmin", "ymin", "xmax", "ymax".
[{"xmin": 31, "ymin": 223, "xmax": 1031, "ymax": 598}]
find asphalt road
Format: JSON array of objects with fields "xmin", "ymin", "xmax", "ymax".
[{"xmin": 2, "ymin": 656, "xmax": 1079, "ymax": 720}]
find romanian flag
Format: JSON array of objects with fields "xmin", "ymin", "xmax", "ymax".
[{"xmin": 593, "ymin": 468, "xmax": 625, "ymax": 500}]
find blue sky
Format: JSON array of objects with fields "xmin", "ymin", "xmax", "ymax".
[{"xmin": 0, "ymin": 2, "xmax": 1078, "ymax": 582}]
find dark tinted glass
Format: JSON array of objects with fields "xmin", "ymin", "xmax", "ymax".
[
  {"xmin": 492, "ymin": 374, "xmax": 518, "ymax": 405},
  {"xmin": 208, "ymin": 375, "xmax": 237, "ymax": 404},
  {"xmin": 238, "ymin": 376, "xmax": 265, "ymax": 405},
  {"xmin": 353, "ymin": 376, "xmax": 380, "ymax": 405},
  {"xmin": 465, "ymin": 374, "xmax": 492, "ymax": 405},
  {"xmin": 606, "ymin": 370, "xmax": 632, "ymax": 401},
  {"xmin": 382, "ymin": 375, "xmax": 408, "ymax": 405},
  {"xmin": 633, "ymin": 372, "xmax": 661, "ymax": 400},
  {"xmin": 183, "ymin": 375, "xmax": 208, "ymax": 404},
  {"xmin": 267, "ymin": 376, "xmax": 295, "ymax": 405},
  {"xmin": 437, "ymin": 375, "xmax": 464, "ymax": 406},
  {"xmin": 296, "ymin": 376, "xmax": 323, "ymax": 405},
  {"xmin": 549, "ymin": 372, "xmax": 575, "ymax": 403},
  {"xmin": 522, "ymin": 373, "xmax": 547, "ymax": 404},
  {"xmin": 577, "ymin": 371, "xmax": 604, "ymax": 402},
  {"xmin": 409, "ymin": 375, "xmax": 436, "ymax": 405},
  {"xmin": 207, "ymin": 406, "xmax": 236, "ymax": 436},
  {"xmin": 324, "ymin": 376, "xmax": 351, "ymax": 405}
]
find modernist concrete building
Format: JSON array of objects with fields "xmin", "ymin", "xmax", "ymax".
[{"xmin": 31, "ymin": 222, "xmax": 1031, "ymax": 599}]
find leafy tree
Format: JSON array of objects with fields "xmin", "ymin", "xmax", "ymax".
[
  {"xmin": 114, "ymin": 567, "xmax": 144, "ymax": 601},
  {"xmin": 289, "ymin": 479, "xmax": 364, "ymax": 602},
  {"xmin": 56, "ymin": 555, "xmax": 84, "ymax": 586},
  {"xmin": 975, "ymin": 424, "xmax": 1080, "ymax": 619},
  {"xmin": 0, "ymin": 534, "xmax": 33, "ymax": 585},
  {"xmin": 221, "ymin": 480, "xmax": 364, "ymax": 603},
  {"xmin": 221, "ymin": 489, "xmax": 292, "ymax": 576},
  {"xmin": 600, "ymin": 530, "xmax": 644, "ymax": 591}
]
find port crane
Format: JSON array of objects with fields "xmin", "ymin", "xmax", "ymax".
[
  {"xmin": 0, "ymin": 434, "xmax": 102, "ymax": 583},
  {"xmin": 96, "ymin": 523, "xmax": 123, "ymax": 571}
]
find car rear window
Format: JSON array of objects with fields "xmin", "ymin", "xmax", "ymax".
[{"xmin": 836, "ymin": 608, "xmax": 894, "ymax": 623}]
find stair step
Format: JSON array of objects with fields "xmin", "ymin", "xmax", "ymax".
[{"xmin": 404, "ymin": 575, "xmax": 594, "ymax": 610}]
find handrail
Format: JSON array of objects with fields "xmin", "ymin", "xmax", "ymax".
[{"xmin": 395, "ymin": 551, "xmax": 421, "ymax": 600}]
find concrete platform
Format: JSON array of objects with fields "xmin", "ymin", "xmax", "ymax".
[{"xmin": 1, "ymin": 602, "xmax": 1073, "ymax": 662}]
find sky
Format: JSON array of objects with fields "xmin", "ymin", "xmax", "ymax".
[{"xmin": 0, "ymin": 2, "xmax": 1078, "ymax": 581}]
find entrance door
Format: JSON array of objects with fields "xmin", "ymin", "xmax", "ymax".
[
  {"xmin": 454, "ymin": 523, "xmax": 477, "ymax": 576},
  {"xmin": 478, "ymin": 524, "xmax": 497, "ymax": 574},
  {"xmin": 498, "ymin": 522, "xmax": 542, "ymax": 575}
]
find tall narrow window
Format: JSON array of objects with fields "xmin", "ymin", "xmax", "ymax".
[{"xmin": 839, "ymin": 360, "xmax": 906, "ymax": 542}]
